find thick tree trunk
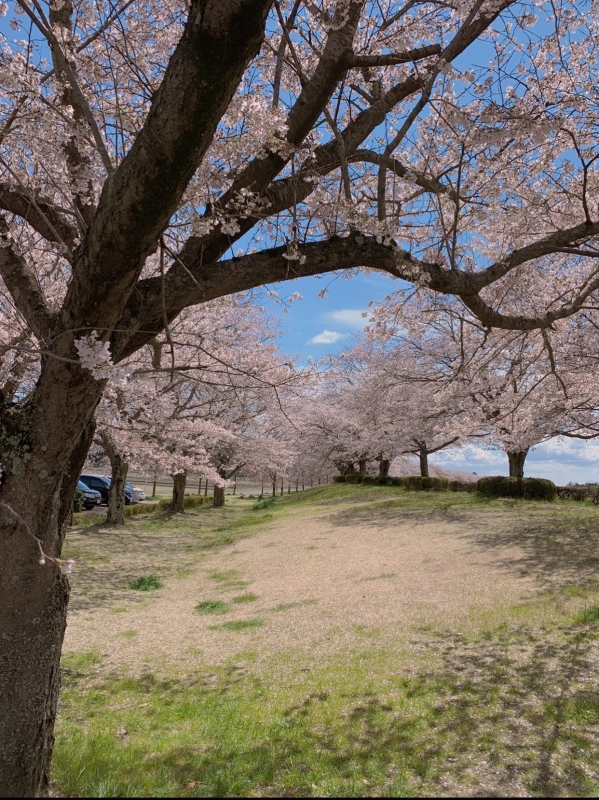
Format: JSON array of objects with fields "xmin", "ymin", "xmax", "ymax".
[
  {"xmin": 419, "ymin": 447, "xmax": 429, "ymax": 478},
  {"xmin": 507, "ymin": 449, "xmax": 528, "ymax": 479},
  {"xmin": 171, "ymin": 471, "xmax": 187, "ymax": 512},
  {"xmin": 378, "ymin": 458, "xmax": 390, "ymax": 479},
  {"xmin": 358, "ymin": 459, "xmax": 367, "ymax": 475},
  {"xmin": 102, "ymin": 436, "xmax": 128, "ymax": 525},
  {"xmin": 0, "ymin": 378, "xmax": 97, "ymax": 796},
  {"xmin": 213, "ymin": 484, "xmax": 225, "ymax": 507}
]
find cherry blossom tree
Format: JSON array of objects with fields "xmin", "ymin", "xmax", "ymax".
[{"xmin": 5, "ymin": 0, "xmax": 599, "ymax": 793}]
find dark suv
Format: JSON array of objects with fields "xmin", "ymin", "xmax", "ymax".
[
  {"xmin": 80, "ymin": 474, "xmax": 135, "ymax": 505},
  {"xmin": 77, "ymin": 479, "xmax": 102, "ymax": 510}
]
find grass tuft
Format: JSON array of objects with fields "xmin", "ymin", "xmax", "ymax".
[
  {"xmin": 195, "ymin": 600, "xmax": 228, "ymax": 615},
  {"xmin": 232, "ymin": 593, "xmax": 259, "ymax": 604},
  {"xmin": 127, "ymin": 574, "xmax": 163, "ymax": 591},
  {"xmin": 211, "ymin": 618, "xmax": 264, "ymax": 632},
  {"xmin": 574, "ymin": 605, "xmax": 599, "ymax": 624},
  {"xmin": 252, "ymin": 496, "xmax": 277, "ymax": 510}
]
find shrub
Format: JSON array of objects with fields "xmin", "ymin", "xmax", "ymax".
[
  {"xmin": 333, "ymin": 475, "xmax": 346, "ymax": 483},
  {"xmin": 403, "ymin": 476, "xmax": 449, "ymax": 491},
  {"xmin": 361, "ymin": 475, "xmax": 378, "ymax": 485},
  {"xmin": 184, "ymin": 494, "xmax": 212, "ymax": 509},
  {"xmin": 73, "ymin": 488, "xmax": 84, "ymax": 513},
  {"xmin": 389, "ymin": 476, "xmax": 404, "ymax": 487},
  {"xmin": 448, "ymin": 480, "xmax": 478, "ymax": 493},
  {"xmin": 377, "ymin": 477, "xmax": 391, "ymax": 486},
  {"xmin": 123, "ymin": 502, "xmax": 160, "ymax": 517},
  {"xmin": 477, "ymin": 476, "xmax": 556, "ymax": 501},
  {"xmin": 557, "ymin": 486, "xmax": 599, "ymax": 503},
  {"xmin": 158, "ymin": 494, "xmax": 212, "ymax": 511},
  {"xmin": 344, "ymin": 474, "xmax": 363, "ymax": 484}
]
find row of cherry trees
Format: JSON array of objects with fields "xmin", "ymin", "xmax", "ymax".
[{"xmin": 300, "ymin": 307, "xmax": 599, "ymax": 482}]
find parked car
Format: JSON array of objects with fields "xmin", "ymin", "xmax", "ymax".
[
  {"xmin": 80, "ymin": 474, "xmax": 135, "ymax": 505},
  {"xmin": 77, "ymin": 480, "xmax": 102, "ymax": 510},
  {"xmin": 124, "ymin": 481, "xmax": 141, "ymax": 504},
  {"xmin": 132, "ymin": 486, "xmax": 145, "ymax": 502}
]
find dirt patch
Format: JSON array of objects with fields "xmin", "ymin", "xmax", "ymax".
[{"xmin": 62, "ymin": 497, "xmax": 552, "ymax": 676}]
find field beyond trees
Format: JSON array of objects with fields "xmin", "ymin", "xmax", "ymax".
[{"xmin": 54, "ymin": 485, "xmax": 599, "ymax": 797}]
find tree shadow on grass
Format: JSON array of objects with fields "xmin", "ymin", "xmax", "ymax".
[
  {"xmin": 461, "ymin": 513, "xmax": 599, "ymax": 592},
  {"xmin": 64, "ymin": 517, "xmax": 254, "ymax": 611},
  {"xmin": 327, "ymin": 499, "xmax": 599, "ymax": 593},
  {"xmin": 58, "ymin": 627, "xmax": 599, "ymax": 797}
]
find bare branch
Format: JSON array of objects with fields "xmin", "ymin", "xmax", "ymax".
[{"xmin": 350, "ymin": 44, "xmax": 442, "ymax": 67}]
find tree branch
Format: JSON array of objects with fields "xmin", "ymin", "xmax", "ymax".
[
  {"xmin": 0, "ymin": 216, "xmax": 54, "ymax": 339},
  {"xmin": 0, "ymin": 183, "xmax": 78, "ymax": 250},
  {"xmin": 63, "ymin": 0, "xmax": 274, "ymax": 328},
  {"xmin": 350, "ymin": 44, "xmax": 442, "ymax": 67}
]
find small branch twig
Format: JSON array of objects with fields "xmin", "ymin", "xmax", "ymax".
[{"xmin": 0, "ymin": 501, "xmax": 74, "ymax": 573}]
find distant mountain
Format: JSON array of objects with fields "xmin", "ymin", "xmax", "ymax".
[{"xmin": 389, "ymin": 455, "xmax": 478, "ymax": 483}]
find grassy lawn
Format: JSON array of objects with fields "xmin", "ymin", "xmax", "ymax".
[{"xmin": 53, "ymin": 486, "xmax": 599, "ymax": 797}]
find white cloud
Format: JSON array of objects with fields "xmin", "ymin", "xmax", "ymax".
[
  {"xmin": 308, "ymin": 329, "xmax": 346, "ymax": 345},
  {"xmin": 325, "ymin": 309, "xmax": 369, "ymax": 329},
  {"xmin": 435, "ymin": 443, "xmax": 505, "ymax": 467}
]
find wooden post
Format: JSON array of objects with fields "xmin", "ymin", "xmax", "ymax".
[
  {"xmin": 204, "ymin": 480, "xmax": 208, "ymax": 496},
  {"xmin": 198, "ymin": 477, "xmax": 202, "ymax": 494}
]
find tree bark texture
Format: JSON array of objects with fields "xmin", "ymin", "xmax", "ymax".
[
  {"xmin": 419, "ymin": 447, "xmax": 429, "ymax": 478},
  {"xmin": 507, "ymin": 450, "xmax": 528, "ymax": 479},
  {"xmin": 171, "ymin": 471, "xmax": 187, "ymax": 513},
  {"xmin": 378, "ymin": 459, "xmax": 390, "ymax": 479},
  {"xmin": 213, "ymin": 484, "xmax": 225, "ymax": 507},
  {"xmin": 0, "ymin": 376, "xmax": 97, "ymax": 796},
  {"xmin": 102, "ymin": 436, "xmax": 129, "ymax": 524}
]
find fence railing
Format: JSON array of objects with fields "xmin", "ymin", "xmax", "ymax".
[{"xmin": 122, "ymin": 474, "xmax": 329, "ymax": 499}]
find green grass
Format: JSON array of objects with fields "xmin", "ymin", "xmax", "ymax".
[
  {"xmin": 232, "ymin": 593, "xmax": 259, "ymax": 604},
  {"xmin": 272, "ymin": 599, "xmax": 318, "ymax": 613},
  {"xmin": 195, "ymin": 600, "xmax": 228, "ymax": 615},
  {"xmin": 61, "ymin": 651, "xmax": 102, "ymax": 672},
  {"xmin": 210, "ymin": 618, "xmax": 264, "ymax": 632},
  {"xmin": 252, "ymin": 496, "xmax": 277, "ymax": 510},
  {"xmin": 574, "ymin": 605, "xmax": 599, "ymax": 624},
  {"xmin": 53, "ymin": 629, "xmax": 599, "ymax": 798},
  {"xmin": 209, "ymin": 570, "xmax": 248, "ymax": 589},
  {"xmin": 127, "ymin": 575, "xmax": 163, "ymax": 591},
  {"xmin": 56, "ymin": 484, "xmax": 599, "ymax": 797}
]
